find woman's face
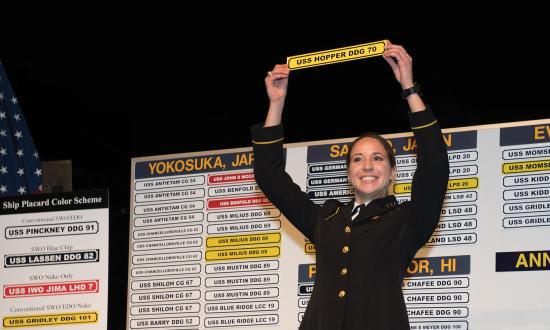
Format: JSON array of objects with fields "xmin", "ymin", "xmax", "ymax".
[{"xmin": 348, "ymin": 137, "xmax": 396, "ymax": 203}]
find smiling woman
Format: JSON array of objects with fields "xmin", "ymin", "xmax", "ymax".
[
  {"xmin": 346, "ymin": 132, "xmax": 397, "ymax": 204},
  {"xmin": 250, "ymin": 42, "xmax": 450, "ymax": 330}
]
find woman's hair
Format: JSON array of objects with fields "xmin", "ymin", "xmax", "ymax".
[{"xmin": 346, "ymin": 132, "xmax": 396, "ymax": 168}]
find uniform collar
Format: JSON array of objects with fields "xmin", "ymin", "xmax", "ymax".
[{"xmin": 345, "ymin": 195, "xmax": 398, "ymax": 223}]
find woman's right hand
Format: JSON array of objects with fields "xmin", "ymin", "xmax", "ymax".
[
  {"xmin": 265, "ymin": 64, "xmax": 290, "ymax": 106},
  {"xmin": 263, "ymin": 64, "xmax": 290, "ymax": 127}
]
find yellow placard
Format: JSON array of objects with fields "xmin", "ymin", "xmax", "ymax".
[
  {"xmin": 393, "ymin": 182, "xmax": 412, "ymax": 194},
  {"xmin": 287, "ymin": 40, "xmax": 388, "ymax": 70},
  {"xmin": 394, "ymin": 178, "xmax": 479, "ymax": 194},
  {"xmin": 206, "ymin": 232, "xmax": 281, "ymax": 247},
  {"xmin": 502, "ymin": 159, "xmax": 550, "ymax": 174},
  {"xmin": 305, "ymin": 243, "xmax": 316, "ymax": 254},
  {"xmin": 4, "ymin": 312, "xmax": 97, "ymax": 327},
  {"xmin": 206, "ymin": 246, "xmax": 280, "ymax": 261},
  {"xmin": 446, "ymin": 178, "xmax": 479, "ymax": 190}
]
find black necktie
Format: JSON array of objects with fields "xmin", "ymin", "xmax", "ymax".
[{"xmin": 351, "ymin": 204, "xmax": 364, "ymax": 220}]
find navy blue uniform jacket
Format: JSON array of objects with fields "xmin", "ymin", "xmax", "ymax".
[{"xmin": 251, "ymin": 108, "xmax": 449, "ymax": 330}]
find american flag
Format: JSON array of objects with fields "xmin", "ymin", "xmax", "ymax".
[{"xmin": 0, "ymin": 61, "xmax": 42, "ymax": 196}]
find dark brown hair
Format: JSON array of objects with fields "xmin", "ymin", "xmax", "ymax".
[{"xmin": 346, "ymin": 132, "xmax": 396, "ymax": 168}]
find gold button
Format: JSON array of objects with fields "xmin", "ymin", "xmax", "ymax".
[
  {"xmin": 342, "ymin": 246, "xmax": 349, "ymax": 253},
  {"xmin": 338, "ymin": 290, "xmax": 346, "ymax": 298},
  {"xmin": 341, "ymin": 268, "xmax": 348, "ymax": 275},
  {"xmin": 344, "ymin": 226, "xmax": 351, "ymax": 233}
]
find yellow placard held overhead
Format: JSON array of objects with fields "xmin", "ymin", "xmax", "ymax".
[{"xmin": 287, "ymin": 40, "xmax": 388, "ymax": 70}]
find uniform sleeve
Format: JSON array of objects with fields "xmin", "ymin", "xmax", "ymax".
[
  {"xmin": 251, "ymin": 123, "xmax": 320, "ymax": 241},
  {"xmin": 408, "ymin": 107, "xmax": 450, "ymax": 247}
]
